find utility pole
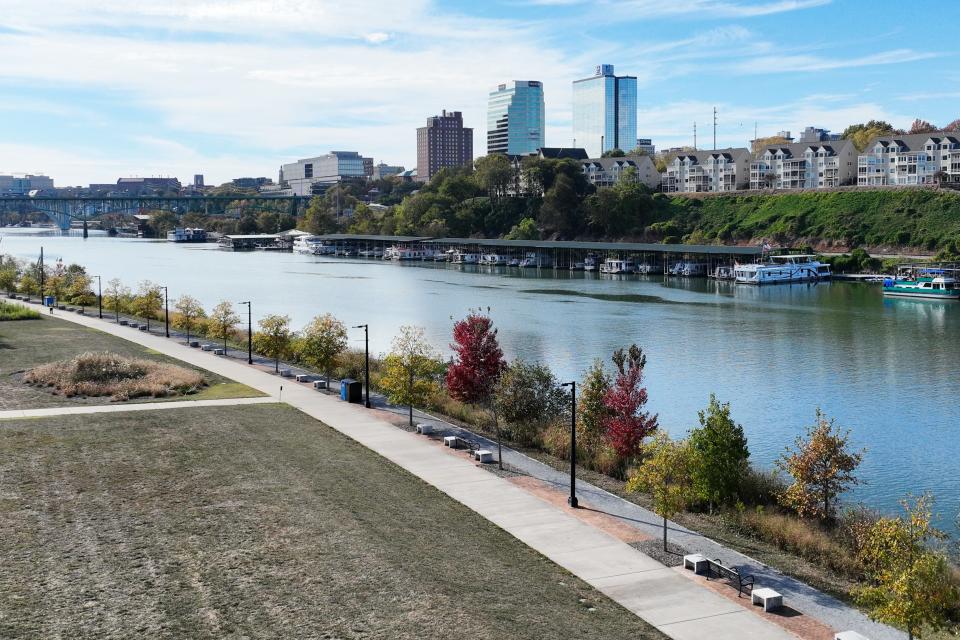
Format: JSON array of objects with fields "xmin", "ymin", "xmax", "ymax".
[
  {"xmin": 713, "ymin": 106, "xmax": 718, "ymax": 151},
  {"xmin": 693, "ymin": 122, "xmax": 697, "ymax": 151}
]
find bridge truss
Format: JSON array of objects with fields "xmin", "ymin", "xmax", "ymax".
[{"xmin": 0, "ymin": 195, "xmax": 311, "ymax": 232}]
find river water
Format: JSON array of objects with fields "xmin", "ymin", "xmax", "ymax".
[{"xmin": 3, "ymin": 229, "xmax": 958, "ymax": 530}]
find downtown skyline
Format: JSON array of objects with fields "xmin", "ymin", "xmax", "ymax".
[{"xmin": 0, "ymin": 0, "xmax": 956, "ymax": 186}]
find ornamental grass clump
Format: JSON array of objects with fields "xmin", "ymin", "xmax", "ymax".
[{"xmin": 25, "ymin": 351, "xmax": 206, "ymax": 400}]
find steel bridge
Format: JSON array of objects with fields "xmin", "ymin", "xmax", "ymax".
[{"xmin": 0, "ymin": 195, "xmax": 311, "ymax": 233}]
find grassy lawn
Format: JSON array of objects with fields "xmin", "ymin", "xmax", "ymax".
[
  {"xmin": 0, "ymin": 403, "xmax": 666, "ymax": 639},
  {"xmin": 0, "ymin": 316, "xmax": 263, "ymax": 409}
]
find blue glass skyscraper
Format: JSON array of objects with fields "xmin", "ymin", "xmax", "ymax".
[
  {"xmin": 572, "ymin": 64, "xmax": 637, "ymax": 159},
  {"xmin": 487, "ymin": 81, "xmax": 545, "ymax": 156}
]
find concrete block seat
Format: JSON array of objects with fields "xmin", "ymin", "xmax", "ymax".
[
  {"xmin": 295, "ymin": 374, "xmax": 314, "ymax": 383},
  {"xmin": 138, "ymin": 325, "xmax": 148, "ymax": 331},
  {"xmin": 200, "ymin": 344, "xmax": 213, "ymax": 351},
  {"xmin": 683, "ymin": 553, "xmax": 710, "ymax": 575},
  {"xmin": 835, "ymin": 632, "xmax": 869, "ymax": 640},
  {"xmin": 278, "ymin": 369, "xmax": 292, "ymax": 377},
  {"xmin": 751, "ymin": 587, "xmax": 783, "ymax": 612},
  {"xmin": 443, "ymin": 436, "xmax": 458, "ymax": 447},
  {"xmin": 119, "ymin": 320, "xmax": 129, "ymax": 326},
  {"xmin": 313, "ymin": 380, "xmax": 328, "ymax": 390},
  {"xmin": 475, "ymin": 449, "xmax": 494, "ymax": 463},
  {"xmin": 213, "ymin": 348, "xmax": 225, "ymax": 355},
  {"xmin": 416, "ymin": 423, "xmax": 434, "ymax": 435},
  {"xmin": 128, "ymin": 322, "xmax": 140, "ymax": 329}
]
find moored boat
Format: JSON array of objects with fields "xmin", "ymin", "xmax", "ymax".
[
  {"xmin": 734, "ymin": 254, "xmax": 831, "ymax": 284},
  {"xmin": 883, "ymin": 273, "xmax": 960, "ymax": 300}
]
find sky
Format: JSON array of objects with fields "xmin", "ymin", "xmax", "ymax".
[{"xmin": 0, "ymin": 0, "xmax": 957, "ymax": 186}]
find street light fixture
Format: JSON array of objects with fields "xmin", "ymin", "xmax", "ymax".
[
  {"xmin": 93, "ymin": 275, "xmax": 102, "ymax": 319},
  {"xmin": 352, "ymin": 324, "xmax": 371, "ymax": 408},
  {"xmin": 239, "ymin": 301, "xmax": 253, "ymax": 364},
  {"xmin": 161, "ymin": 286, "xmax": 170, "ymax": 337},
  {"xmin": 560, "ymin": 381, "xmax": 578, "ymax": 509}
]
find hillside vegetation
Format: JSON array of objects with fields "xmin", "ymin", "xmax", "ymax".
[{"xmin": 660, "ymin": 188, "xmax": 960, "ymax": 253}]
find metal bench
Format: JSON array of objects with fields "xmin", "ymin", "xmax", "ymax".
[
  {"xmin": 189, "ymin": 341, "xmax": 200, "ymax": 348},
  {"xmin": 751, "ymin": 587, "xmax": 782, "ymax": 612},
  {"xmin": 708, "ymin": 559, "xmax": 754, "ymax": 597}
]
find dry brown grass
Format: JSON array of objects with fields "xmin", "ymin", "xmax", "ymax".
[{"xmin": 25, "ymin": 351, "xmax": 206, "ymax": 401}]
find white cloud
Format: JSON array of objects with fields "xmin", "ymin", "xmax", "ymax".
[
  {"xmin": 364, "ymin": 32, "xmax": 391, "ymax": 44},
  {"xmin": 730, "ymin": 49, "xmax": 939, "ymax": 74},
  {"xmin": 525, "ymin": 0, "xmax": 831, "ymax": 18}
]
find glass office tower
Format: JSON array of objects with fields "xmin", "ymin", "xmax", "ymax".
[
  {"xmin": 487, "ymin": 81, "xmax": 545, "ymax": 156},
  {"xmin": 572, "ymin": 64, "xmax": 637, "ymax": 159}
]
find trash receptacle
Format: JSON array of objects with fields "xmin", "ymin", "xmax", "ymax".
[
  {"xmin": 340, "ymin": 378, "xmax": 362, "ymax": 403},
  {"xmin": 44, "ymin": 296, "xmax": 55, "ymax": 307}
]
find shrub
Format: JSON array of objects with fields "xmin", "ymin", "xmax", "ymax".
[{"xmin": 24, "ymin": 352, "xmax": 206, "ymax": 401}]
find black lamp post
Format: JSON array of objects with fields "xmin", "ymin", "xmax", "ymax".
[
  {"xmin": 352, "ymin": 324, "xmax": 371, "ymax": 408},
  {"xmin": 239, "ymin": 301, "xmax": 253, "ymax": 364},
  {"xmin": 161, "ymin": 286, "xmax": 169, "ymax": 337},
  {"xmin": 94, "ymin": 275, "xmax": 102, "ymax": 319},
  {"xmin": 560, "ymin": 381, "xmax": 578, "ymax": 508}
]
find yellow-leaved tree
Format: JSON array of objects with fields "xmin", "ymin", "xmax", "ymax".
[
  {"xmin": 379, "ymin": 325, "xmax": 443, "ymax": 427},
  {"xmin": 252, "ymin": 314, "xmax": 292, "ymax": 373},
  {"xmin": 777, "ymin": 410, "xmax": 864, "ymax": 522},
  {"xmin": 855, "ymin": 494, "xmax": 959, "ymax": 640},
  {"xmin": 626, "ymin": 432, "xmax": 698, "ymax": 551},
  {"xmin": 294, "ymin": 313, "xmax": 348, "ymax": 384},
  {"xmin": 173, "ymin": 295, "xmax": 206, "ymax": 344}
]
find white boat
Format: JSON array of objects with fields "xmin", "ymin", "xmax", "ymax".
[
  {"xmin": 518, "ymin": 252, "xmax": 552, "ymax": 268},
  {"xmin": 600, "ymin": 258, "xmax": 636, "ymax": 274},
  {"xmin": 167, "ymin": 227, "xmax": 207, "ymax": 243},
  {"xmin": 480, "ymin": 253, "xmax": 509, "ymax": 266},
  {"xmin": 451, "ymin": 251, "xmax": 480, "ymax": 264},
  {"xmin": 711, "ymin": 265, "xmax": 735, "ymax": 280},
  {"xmin": 636, "ymin": 263, "xmax": 654, "ymax": 275},
  {"xmin": 583, "ymin": 254, "xmax": 599, "ymax": 272},
  {"xmin": 734, "ymin": 254, "xmax": 831, "ymax": 284},
  {"xmin": 292, "ymin": 235, "xmax": 332, "ymax": 254}
]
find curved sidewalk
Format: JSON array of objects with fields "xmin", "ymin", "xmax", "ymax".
[{"xmin": 12, "ymin": 302, "xmax": 864, "ymax": 640}]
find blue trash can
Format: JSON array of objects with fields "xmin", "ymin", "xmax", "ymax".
[{"xmin": 44, "ymin": 296, "xmax": 55, "ymax": 307}]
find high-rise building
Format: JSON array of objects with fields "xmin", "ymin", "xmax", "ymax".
[
  {"xmin": 281, "ymin": 151, "xmax": 366, "ymax": 195},
  {"xmin": 193, "ymin": 174, "xmax": 204, "ymax": 188},
  {"xmin": 572, "ymin": 64, "xmax": 637, "ymax": 159},
  {"xmin": 487, "ymin": 81, "xmax": 545, "ymax": 156},
  {"xmin": 416, "ymin": 110, "xmax": 473, "ymax": 182}
]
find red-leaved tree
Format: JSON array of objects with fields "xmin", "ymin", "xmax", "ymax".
[
  {"xmin": 602, "ymin": 344, "xmax": 658, "ymax": 460},
  {"xmin": 447, "ymin": 310, "xmax": 507, "ymax": 466}
]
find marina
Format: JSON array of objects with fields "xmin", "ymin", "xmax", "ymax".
[{"xmin": 2, "ymin": 228, "xmax": 959, "ymax": 533}]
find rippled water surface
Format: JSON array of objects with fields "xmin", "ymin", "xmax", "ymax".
[{"xmin": 4, "ymin": 229, "xmax": 958, "ymax": 531}]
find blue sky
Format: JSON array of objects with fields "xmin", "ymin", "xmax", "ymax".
[{"xmin": 0, "ymin": 0, "xmax": 956, "ymax": 186}]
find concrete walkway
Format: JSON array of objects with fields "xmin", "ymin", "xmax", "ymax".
[
  {"xmin": 0, "ymin": 396, "xmax": 275, "ymax": 420},
  {"xmin": 10, "ymin": 302, "xmax": 857, "ymax": 639}
]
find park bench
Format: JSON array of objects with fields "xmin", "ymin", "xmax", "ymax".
[
  {"xmin": 119, "ymin": 319, "xmax": 129, "ymax": 326},
  {"xmin": 443, "ymin": 436, "xmax": 479, "ymax": 454},
  {"xmin": 708, "ymin": 559, "xmax": 754, "ymax": 597},
  {"xmin": 751, "ymin": 587, "xmax": 783, "ymax": 612}
]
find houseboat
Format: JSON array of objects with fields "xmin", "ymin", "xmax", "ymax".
[
  {"xmin": 293, "ymin": 235, "xmax": 333, "ymax": 255},
  {"xmin": 583, "ymin": 254, "xmax": 599, "ymax": 272},
  {"xmin": 734, "ymin": 254, "xmax": 831, "ymax": 284},
  {"xmin": 480, "ymin": 253, "xmax": 509, "ymax": 266},
  {"xmin": 600, "ymin": 258, "xmax": 636, "ymax": 274},
  {"xmin": 518, "ymin": 252, "xmax": 552, "ymax": 268},
  {"xmin": 711, "ymin": 265, "xmax": 735, "ymax": 280},
  {"xmin": 167, "ymin": 227, "xmax": 207, "ymax": 243},
  {"xmin": 451, "ymin": 251, "xmax": 480, "ymax": 265},
  {"xmin": 883, "ymin": 269, "xmax": 960, "ymax": 300}
]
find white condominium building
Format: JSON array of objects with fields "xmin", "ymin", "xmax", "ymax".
[
  {"xmin": 661, "ymin": 149, "xmax": 751, "ymax": 193},
  {"xmin": 581, "ymin": 155, "xmax": 660, "ymax": 190},
  {"xmin": 858, "ymin": 132, "xmax": 960, "ymax": 186},
  {"xmin": 750, "ymin": 140, "xmax": 857, "ymax": 190}
]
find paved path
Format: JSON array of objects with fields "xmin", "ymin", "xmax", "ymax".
[
  {"xmin": 408, "ymin": 407, "xmax": 904, "ymax": 640},
  {"xmin": 10, "ymin": 300, "xmax": 892, "ymax": 639},
  {"xmin": 0, "ymin": 396, "xmax": 275, "ymax": 420}
]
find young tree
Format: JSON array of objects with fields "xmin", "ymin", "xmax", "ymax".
[
  {"xmin": 602, "ymin": 345, "xmax": 658, "ymax": 460},
  {"xmin": 380, "ymin": 325, "xmax": 443, "ymax": 426},
  {"xmin": 855, "ymin": 495, "xmax": 958, "ymax": 640},
  {"xmin": 173, "ymin": 295, "xmax": 206, "ymax": 344},
  {"xmin": 627, "ymin": 432, "xmax": 698, "ymax": 551},
  {"xmin": 689, "ymin": 395, "xmax": 750, "ymax": 511},
  {"xmin": 253, "ymin": 314, "xmax": 292, "ymax": 372},
  {"xmin": 777, "ymin": 409, "xmax": 864, "ymax": 522},
  {"xmin": 494, "ymin": 358, "xmax": 568, "ymax": 446},
  {"xmin": 17, "ymin": 272, "xmax": 39, "ymax": 296},
  {"xmin": 103, "ymin": 278, "xmax": 130, "ymax": 322},
  {"xmin": 446, "ymin": 310, "xmax": 506, "ymax": 466},
  {"xmin": 208, "ymin": 301, "xmax": 240, "ymax": 354},
  {"xmin": 130, "ymin": 281, "xmax": 163, "ymax": 330},
  {"xmin": 0, "ymin": 263, "xmax": 19, "ymax": 294},
  {"xmin": 295, "ymin": 313, "xmax": 348, "ymax": 383},
  {"xmin": 577, "ymin": 359, "xmax": 613, "ymax": 463},
  {"xmin": 66, "ymin": 273, "xmax": 96, "ymax": 309}
]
